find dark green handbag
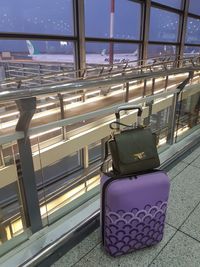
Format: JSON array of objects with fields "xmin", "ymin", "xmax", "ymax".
[
  {"xmin": 109, "ymin": 127, "xmax": 160, "ymax": 175},
  {"xmin": 102, "ymin": 105, "xmax": 160, "ymax": 176}
]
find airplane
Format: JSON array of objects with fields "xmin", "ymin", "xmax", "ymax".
[
  {"xmin": 26, "ymin": 40, "xmax": 138, "ymax": 65},
  {"xmin": 26, "ymin": 40, "xmax": 74, "ymax": 63}
]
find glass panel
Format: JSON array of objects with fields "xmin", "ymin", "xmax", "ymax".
[
  {"xmin": 33, "ymin": 132, "xmax": 101, "ymax": 224},
  {"xmin": 186, "ymin": 17, "xmax": 200, "ymax": 44},
  {"xmin": 88, "ymin": 141, "xmax": 101, "ymax": 164},
  {"xmin": 148, "ymin": 44, "xmax": 177, "ymax": 58},
  {"xmin": 85, "ymin": 0, "xmax": 110, "ymax": 38},
  {"xmin": 86, "ymin": 42, "xmax": 139, "ymax": 66},
  {"xmin": 33, "ymin": 137, "xmax": 83, "ymax": 226},
  {"xmin": 152, "ymin": 0, "xmax": 182, "ymax": 9},
  {"xmin": 149, "ymin": 8, "xmax": 179, "ymax": 42},
  {"xmin": 184, "ymin": 46, "xmax": 200, "ymax": 57},
  {"xmin": 86, "ymin": 42, "xmax": 110, "ymax": 65},
  {"xmin": 0, "ymin": 40, "xmax": 75, "ymax": 64},
  {"xmin": 150, "ymin": 108, "xmax": 171, "ymax": 148},
  {"xmin": 114, "ymin": 0, "xmax": 141, "ymax": 40},
  {"xmin": 189, "ymin": 1, "xmax": 200, "ymax": 15},
  {"xmin": 0, "ymin": 0, "xmax": 74, "ymax": 35},
  {"xmin": 175, "ymin": 92, "xmax": 200, "ymax": 142},
  {"xmin": 31, "ymin": 96, "xmax": 64, "ymax": 127},
  {"xmin": 85, "ymin": 0, "xmax": 141, "ymax": 40},
  {"xmin": 113, "ymin": 43, "xmax": 139, "ymax": 64},
  {"xmin": 0, "ymin": 141, "xmax": 27, "ymax": 247},
  {"xmin": 35, "ymin": 152, "xmax": 82, "ymax": 186}
]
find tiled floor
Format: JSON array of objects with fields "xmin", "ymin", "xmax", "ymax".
[{"xmin": 51, "ymin": 145, "xmax": 200, "ymax": 267}]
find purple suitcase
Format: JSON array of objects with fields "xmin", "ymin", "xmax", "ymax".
[{"xmin": 100, "ymin": 170, "xmax": 170, "ymax": 257}]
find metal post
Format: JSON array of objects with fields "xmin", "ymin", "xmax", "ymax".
[
  {"xmin": 152, "ymin": 78, "xmax": 155, "ymax": 94},
  {"xmin": 125, "ymin": 82, "xmax": 129, "ymax": 102},
  {"xmin": 15, "ymin": 97, "xmax": 42, "ymax": 233},
  {"xmin": 167, "ymin": 93, "xmax": 178, "ymax": 145},
  {"xmin": 165, "ymin": 76, "xmax": 169, "ymax": 90},
  {"xmin": 145, "ymin": 99, "xmax": 154, "ymax": 126},
  {"xmin": 58, "ymin": 93, "xmax": 67, "ymax": 139},
  {"xmin": 82, "ymin": 146, "xmax": 89, "ymax": 169},
  {"xmin": 143, "ymin": 79, "xmax": 147, "ymax": 97},
  {"xmin": 109, "ymin": 0, "xmax": 115, "ymax": 65}
]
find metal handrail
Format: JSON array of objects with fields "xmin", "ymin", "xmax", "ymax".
[
  {"xmin": 1, "ymin": 83, "xmax": 199, "ymax": 145},
  {"xmin": 0, "ymin": 54, "xmax": 177, "ymax": 84},
  {"xmin": 0, "ymin": 55, "xmax": 200, "ymax": 102},
  {"xmin": 0, "ymin": 54, "xmax": 192, "ymax": 85}
]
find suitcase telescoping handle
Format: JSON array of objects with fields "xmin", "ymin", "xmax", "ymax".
[{"xmin": 115, "ymin": 105, "xmax": 143, "ymax": 127}]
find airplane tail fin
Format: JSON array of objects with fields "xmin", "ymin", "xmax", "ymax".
[
  {"xmin": 101, "ymin": 49, "xmax": 106, "ymax": 56},
  {"xmin": 132, "ymin": 49, "xmax": 138, "ymax": 57},
  {"xmin": 26, "ymin": 40, "xmax": 39, "ymax": 55}
]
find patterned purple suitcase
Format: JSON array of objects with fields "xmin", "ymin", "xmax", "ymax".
[{"xmin": 101, "ymin": 170, "xmax": 170, "ymax": 257}]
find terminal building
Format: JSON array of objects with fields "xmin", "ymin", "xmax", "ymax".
[{"xmin": 0, "ymin": 0, "xmax": 200, "ymax": 266}]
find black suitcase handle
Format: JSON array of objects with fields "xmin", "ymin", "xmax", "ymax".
[
  {"xmin": 114, "ymin": 105, "xmax": 143, "ymax": 128},
  {"xmin": 115, "ymin": 105, "xmax": 142, "ymax": 120}
]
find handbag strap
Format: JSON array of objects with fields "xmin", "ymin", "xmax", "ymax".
[
  {"xmin": 109, "ymin": 121, "xmax": 133, "ymax": 130},
  {"xmin": 100, "ymin": 138, "xmax": 135, "ymax": 178},
  {"xmin": 100, "ymin": 140, "xmax": 111, "ymax": 173}
]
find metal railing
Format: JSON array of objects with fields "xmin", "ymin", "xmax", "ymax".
[
  {"xmin": 0, "ymin": 55, "xmax": 199, "ymax": 259},
  {"xmin": 0, "ymin": 55, "xmax": 200, "ymax": 102}
]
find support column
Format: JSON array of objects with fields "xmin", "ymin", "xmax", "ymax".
[
  {"xmin": 15, "ymin": 97, "xmax": 42, "ymax": 233},
  {"xmin": 141, "ymin": 0, "xmax": 151, "ymax": 63},
  {"xmin": 74, "ymin": 0, "xmax": 86, "ymax": 101},
  {"xmin": 109, "ymin": 0, "xmax": 115, "ymax": 65},
  {"xmin": 74, "ymin": 0, "xmax": 86, "ymax": 73},
  {"xmin": 178, "ymin": 0, "xmax": 189, "ymax": 62}
]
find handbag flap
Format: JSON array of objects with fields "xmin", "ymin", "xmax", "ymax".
[{"xmin": 114, "ymin": 128, "xmax": 158, "ymax": 165}]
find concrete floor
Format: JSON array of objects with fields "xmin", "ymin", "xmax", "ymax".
[{"xmin": 51, "ymin": 145, "xmax": 200, "ymax": 267}]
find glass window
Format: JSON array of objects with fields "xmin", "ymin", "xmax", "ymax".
[
  {"xmin": 85, "ymin": 0, "xmax": 141, "ymax": 40},
  {"xmin": 85, "ymin": 0, "xmax": 110, "ymax": 38},
  {"xmin": 86, "ymin": 42, "xmax": 139, "ymax": 65},
  {"xmin": 0, "ymin": 0, "xmax": 74, "ymax": 35},
  {"xmin": 184, "ymin": 46, "xmax": 200, "ymax": 57},
  {"xmin": 114, "ymin": 43, "xmax": 139, "ymax": 63},
  {"xmin": 0, "ymin": 40, "xmax": 75, "ymax": 64},
  {"xmin": 189, "ymin": 1, "xmax": 200, "ymax": 15},
  {"xmin": 149, "ymin": 8, "xmax": 179, "ymax": 42},
  {"xmin": 148, "ymin": 44, "xmax": 177, "ymax": 58},
  {"xmin": 114, "ymin": 0, "xmax": 141, "ymax": 40},
  {"xmin": 186, "ymin": 17, "xmax": 200, "ymax": 44},
  {"xmin": 152, "ymin": 0, "xmax": 182, "ymax": 9},
  {"xmin": 86, "ymin": 42, "xmax": 110, "ymax": 65}
]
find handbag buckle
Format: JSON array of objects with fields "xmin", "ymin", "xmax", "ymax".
[{"xmin": 132, "ymin": 152, "xmax": 146, "ymax": 160}]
